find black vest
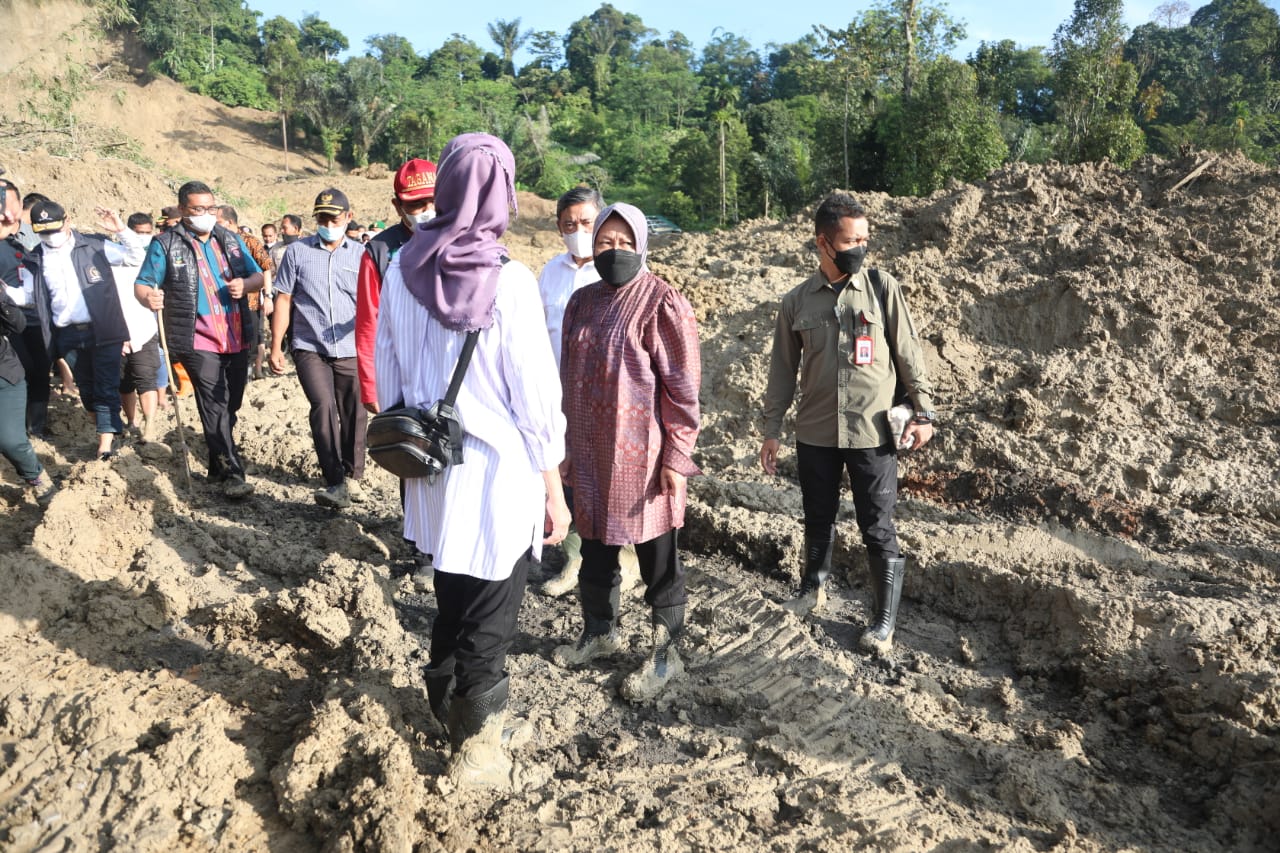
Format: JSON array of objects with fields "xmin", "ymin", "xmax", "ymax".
[
  {"xmin": 153, "ymin": 224, "xmax": 252, "ymax": 355},
  {"xmin": 365, "ymin": 223, "xmax": 414, "ymax": 282},
  {"xmin": 32, "ymin": 232, "xmax": 129, "ymax": 348}
]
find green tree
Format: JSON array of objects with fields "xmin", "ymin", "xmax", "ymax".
[
  {"xmin": 487, "ymin": 18, "xmax": 530, "ymax": 77},
  {"xmin": 564, "ymin": 4, "xmax": 654, "ymax": 97},
  {"xmin": 263, "ymin": 16, "xmax": 303, "ymax": 172},
  {"xmin": 878, "ymin": 58, "xmax": 1008, "ymax": 194},
  {"xmin": 342, "ymin": 57, "xmax": 398, "ymax": 168},
  {"xmin": 298, "ymin": 14, "xmax": 348, "ymax": 62},
  {"xmin": 1051, "ymin": 0, "xmax": 1146, "ymax": 165},
  {"xmin": 298, "ymin": 63, "xmax": 347, "ymax": 172}
]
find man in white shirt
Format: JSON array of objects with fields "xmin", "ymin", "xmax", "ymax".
[
  {"xmin": 112, "ymin": 213, "xmax": 162, "ymax": 443},
  {"xmin": 28, "ymin": 201, "xmax": 146, "ymax": 460}
]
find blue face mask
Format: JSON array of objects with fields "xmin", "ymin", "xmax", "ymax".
[{"xmin": 317, "ymin": 224, "xmax": 342, "ymax": 242}]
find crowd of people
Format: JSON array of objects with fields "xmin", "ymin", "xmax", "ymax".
[{"xmin": 0, "ymin": 132, "xmax": 936, "ymax": 790}]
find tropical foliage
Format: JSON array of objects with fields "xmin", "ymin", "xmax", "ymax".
[{"xmin": 117, "ymin": 0, "xmax": 1280, "ymax": 229}]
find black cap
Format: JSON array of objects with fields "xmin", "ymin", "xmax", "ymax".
[
  {"xmin": 313, "ymin": 188, "xmax": 350, "ymax": 216},
  {"xmin": 30, "ymin": 201, "xmax": 67, "ymax": 233}
]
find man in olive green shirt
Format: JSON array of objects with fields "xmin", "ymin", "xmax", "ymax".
[{"xmin": 759, "ymin": 192, "xmax": 935, "ymax": 654}]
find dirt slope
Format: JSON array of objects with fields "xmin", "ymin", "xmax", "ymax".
[{"xmin": 1, "ymin": 2, "xmax": 1278, "ymax": 852}]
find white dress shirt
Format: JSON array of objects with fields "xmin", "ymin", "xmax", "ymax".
[
  {"xmin": 375, "ymin": 257, "xmax": 566, "ymax": 581},
  {"xmin": 112, "ymin": 259, "xmax": 159, "ymax": 350},
  {"xmin": 537, "ymin": 251, "xmax": 597, "ymax": 368}
]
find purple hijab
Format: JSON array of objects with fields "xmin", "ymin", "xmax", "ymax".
[
  {"xmin": 398, "ymin": 133, "xmax": 518, "ymax": 331},
  {"xmin": 593, "ymin": 202, "xmax": 650, "ymax": 282}
]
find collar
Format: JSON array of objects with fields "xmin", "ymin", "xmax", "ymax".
[
  {"xmin": 808, "ymin": 267, "xmax": 864, "ymax": 293},
  {"xmin": 558, "ymin": 251, "xmax": 594, "ymax": 270}
]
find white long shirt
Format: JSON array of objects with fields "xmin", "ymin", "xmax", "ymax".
[
  {"xmin": 111, "ymin": 258, "xmax": 159, "ymax": 350},
  {"xmin": 537, "ymin": 251, "xmax": 597, "ymax": 368},
  {"xmin": 43, "ymin": 230, "xmax": 146, "ymax": 328},
  {"xmin": 375, "ymin": 257, "xmax": 566, "ymax": 581}
]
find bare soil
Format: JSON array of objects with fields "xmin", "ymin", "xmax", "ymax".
[{"xmin": 2, "ymin": 2, "xmax": 1277, "ymax": 851}]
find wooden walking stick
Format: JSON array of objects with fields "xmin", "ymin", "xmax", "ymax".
[{"xmin": 154, "ymin": 295, "xmax": 193, "ymax": 491}]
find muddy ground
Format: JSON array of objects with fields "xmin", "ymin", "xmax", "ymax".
[{"xmin": 2, "ymin": 2, "xmax": 1279, "ymax": 851}]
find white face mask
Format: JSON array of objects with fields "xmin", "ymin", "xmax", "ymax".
[
  {"xmin": 187, "ymin": 213, "xmax": 217, "ymax": 234},
  {"xmin": 136, "ymin": 234, "xmax": 153, "ymax": 248},
  {"xmin": 406, "ymin": 209, "xmax": 436, "ymax": 226},
  {"xmin": 562, "ymin": 229, "xmax": 594, "ymax": 259},
  {"xmin": 40, "ymin": 230, "xmax": 71, "ymax": 250}
]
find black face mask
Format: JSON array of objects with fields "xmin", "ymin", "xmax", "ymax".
[
  {"xmin": 595, "ymin": 249, "xmax": 643, "ymax": 287},
  {"xmin": 832, "ymin": 244, "xmax": 867, "ymax": 277}
]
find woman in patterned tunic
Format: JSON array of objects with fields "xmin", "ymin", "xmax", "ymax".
[{"xmin": 553, "ymin": 202, "xmax": 701, "ymax": 702}]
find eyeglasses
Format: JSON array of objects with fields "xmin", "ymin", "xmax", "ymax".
[{"xmin": 184, "ymin": 205, "xmax": 217, "ymax": 215}]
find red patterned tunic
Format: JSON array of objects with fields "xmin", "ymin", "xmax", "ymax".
[{"xmin": 561, "ymin": 272, "xmax": 701, "ymax": 545}]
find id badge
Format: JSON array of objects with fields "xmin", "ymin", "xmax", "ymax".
[{"xmin": 854, "ymin": 335, "xmax": 873, "ymax": 365}]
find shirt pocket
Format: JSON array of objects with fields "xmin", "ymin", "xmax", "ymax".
[{"xmin": 793, "ymin": 312, "xmax": 837, "ymax": 355}]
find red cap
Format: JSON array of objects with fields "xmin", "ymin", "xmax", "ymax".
[{"xmin": 394, "ymin": 159, "xmax": 437, "ymax": 202}]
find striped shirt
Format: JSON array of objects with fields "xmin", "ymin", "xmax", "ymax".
[
  {"xmin": 273, "ymin": 235, "xmax": 363, "ymax": 358},
  {"xmin": 375, "ymin": 256, "xmax": 566, "ymax": 582}
]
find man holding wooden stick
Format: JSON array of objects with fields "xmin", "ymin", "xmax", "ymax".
[{"xmin": 135, "ymin": 181, "xmax": 263, "ymax": 499}]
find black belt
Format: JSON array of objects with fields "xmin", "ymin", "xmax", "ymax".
[{"xmin": 60, "ymin": 322, "xmax": 93, "ymax": 331}]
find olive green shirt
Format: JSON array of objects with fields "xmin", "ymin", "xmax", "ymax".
[{"xmin": 762, "ymin": 267, "xmax": 935, "ymax": 449}]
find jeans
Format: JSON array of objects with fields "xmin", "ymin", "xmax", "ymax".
[
  {"xmin": 55, "ymin": 325, "xmax": 124, "ymax": 435},
  {"xmin": 0, "ymin": 378, "xmax": 42, "ymax": 481}
]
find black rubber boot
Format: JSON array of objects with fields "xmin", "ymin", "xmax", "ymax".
[
  {"xmin": 860, "ymin": 555, "xmax": 906, "ymax": 654},
  {"xmin": 783, "ymin": 527, "xmax": 834, "ymax": 615},
  {"xmin": 621, "ymin": 603, "xmax": 686, "ymax": 702},
  {"xmin": 446, "ymin": 675, "xmax": 512, "ymax": 787},
  {"xmin": 552, "ymin": 581, "xmax": 622, "ymax": 666},
  {"xmin": 423, "ymin": 660, "xmax": 455, "ymax": 727},
  {"xmin": 27, "ymin": 400, "xmax": 48, "ymax": 439}
]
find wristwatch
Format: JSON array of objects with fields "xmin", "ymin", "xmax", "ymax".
[{"xmin": 912, "ymin": 411, "xmax": 935, "ymax": 425}]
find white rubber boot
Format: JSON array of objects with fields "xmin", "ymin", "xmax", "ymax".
[{"xmin": 542, "ymin": 530, "xmax": 582, "ymax": 597}]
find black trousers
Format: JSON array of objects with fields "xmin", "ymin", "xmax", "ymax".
[
  {"xmin": 796, "ymin": 441, "xmax": 900, "ymax": 560},
  {"xmin": 430, "ymin": 550, "xmax": 532, "ymax": 698},
  {"xmin": 293, "ymin": 350, "xmax": 366, "ymax": 487},
  {"xmin": 175, "ymin": 348, "xmax": 249, "ymax": 480},
  {"xmin": 580, "ymin": 528, "xmax": 686, "ymax": 610},
  {"xmin": 11, "ymin": 324, "xmax": 51, "ymax": 434}
]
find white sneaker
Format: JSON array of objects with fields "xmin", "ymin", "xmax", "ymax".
[{"xmin": 314, "ymin": 482, "xmax": 351, "ymax": 508}]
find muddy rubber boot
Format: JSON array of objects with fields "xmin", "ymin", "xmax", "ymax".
[
  {"xmin": 782, "ymin": 528, "xmax": 834, "ymax": 616},
  {"xmin": 552, "ymin": 582, "xmax": 622, "ymax": 667},
  {"xmin": 859, "ymin": 555, "xmax": 906, "ymax": 655},
  {"xmin": 542, "ymin": 529, "xmax": 582, "ymax": 597},
  {"xmin": 620, "ymin": 604, "xmax": 685, "ymax": 702},
  {"xmin": 446, "ymin": 676, "xmax": 513, "ymax": 789}
]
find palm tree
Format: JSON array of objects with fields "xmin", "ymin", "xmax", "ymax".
[{"xmin": 487, "ymin": 18, "xmax": 529, "ymax": 77}]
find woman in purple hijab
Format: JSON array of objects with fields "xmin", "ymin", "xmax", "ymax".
[
  {"xmin": 553, "ymin": 202, "xmax": 702, "ymax": 702},
  {"xmin": 375, "ymin": 132, "xmax": 571, "ymax": 787}
]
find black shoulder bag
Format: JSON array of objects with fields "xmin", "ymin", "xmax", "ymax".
[{"xmin": 367, "ymin": 329, "xmax": 480, "ymax": 482}]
